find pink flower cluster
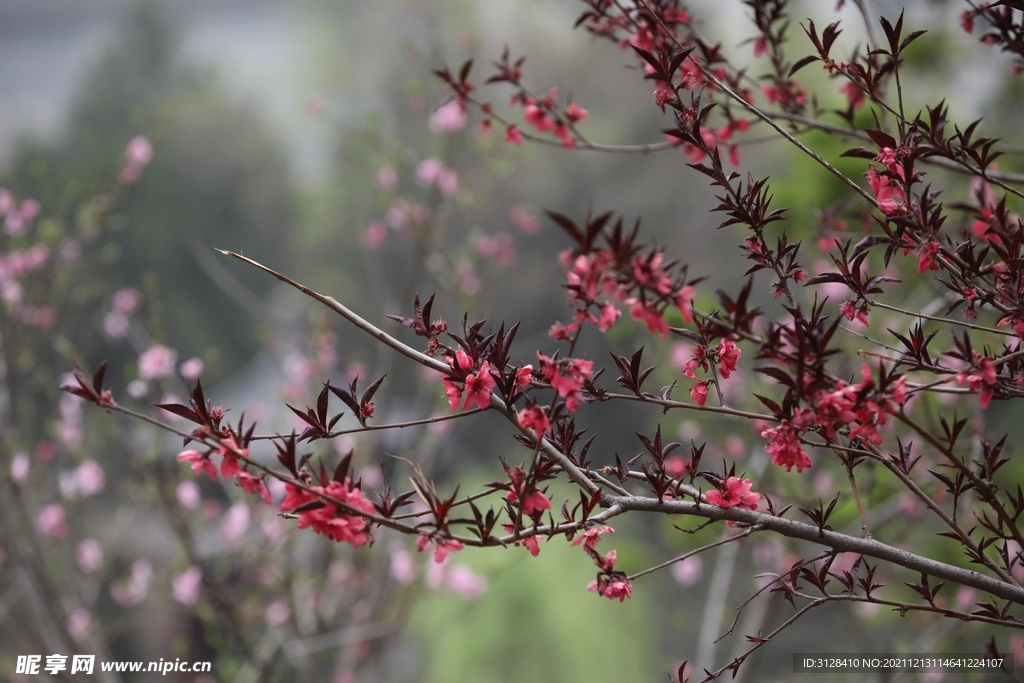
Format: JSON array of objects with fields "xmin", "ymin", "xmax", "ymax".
[
  {"xmin": 761, "ymin": 365, "xmax": 907, "ymax": 472},
  {"xmin": 537, "ymin": 353, "xmax": 593, "ymax": 412},
  {"xmin": 705, "ymin": 476, "xmax": 761, "ymax": 510},
  {"xmin": 681, "ymin": 338, "xmax": 741, "ymax": 406},
  {"xmin": 0, "ymin": 188, "xmax": 40, "ymax": 236},
  {"xmin": 442, "ymin": 349, "xmax": 497, "ymax": 411},
  {"xmin": 955, "ymin": 351, "xmax": 998, "ymax": 409},
  {"xmin": 120, "ymin": 136, "xmax": 153, "ymax": 185},
  {"xmin": 505, "ymin": 467, "xmax": 552, "ymax": 520},
  {"xmin": 282, "ymin": 478, "xmax": 375, "ymax": 547},
  {"xmin": 506, "ymin": 86, "xmax": 586, "ymax": 148}
]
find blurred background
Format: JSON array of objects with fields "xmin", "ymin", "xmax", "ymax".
[{"xmin": 1, "ymin": 0, "xmax": 1022, "ymax": 681}]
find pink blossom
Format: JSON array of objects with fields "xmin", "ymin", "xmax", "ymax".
[
  {"xmin": 179, "ymin": 357, "xmax": 204, "ymax": 380},
  {"xmin": 111, "ymin": 560, "xmax": 152, "ymax": 605},
  {"xmin": 753, "ymin": 35, "xmax": 770, "ymax": 57},
  {"xmin": 220, "ymin": 502, "xmax": 251, "ymax": 547},
  {"xmin": 671, "ymin": 556, "xmax": 703, "ymax": 585},
  {"xmin": 178, "ymin": 449, "xmax": 217, "ymax": 480},
  {"xmin": 588, "ymin": 575, "xmax": 632, "ymax": 602},
  {"xmin": 717, "ymin": 339, "xmax": 741, "ymax": 378},
  {"xmin": 76, "ymin": 539, "xmax": 103, "ymax": 573},
  {"xmin": 505, "ymin": 124, "xmax": 524, "ymax": 145},
  {"xmin": 628, "ymin": 299, "xmax": 669, "ymax": 338},
  {"xmin": 10, "ymin": 451, "xmax": 29, "ymax": 482},
  {"xmin": 705, "ymin": 476, "xmax": 761, "ymax": 510},
  {"xmin": 37, "ymin": 504, "xmax": 67, "ymax": 539},
  {"xmin": 176, "ymin": 480, "xmax": 201, "ymax": 509},
  {"xmin": 598, "ymin": 302, "xmax": 621, "ymax": 331},
  {"xmin": 362, "ymin": 220, "xmax": 388, "ymax": 249},
  {"xmin": 916, "ymin": 241, "xmax": 941, "ymax": 273},
  {"xmin": 676, "ymin": 285, "xmax": 695, "ymax": 323},
  {"xmin": 509, "ymin": 205, "xmax": 540, "ymax": 234},
  {"xmin": 431, "ymin": 538, "xmax": 465, "ymax": 564},
  {"xmin": 265, "ymin": 600, "xmax": 292, "ymax": 626},
  {"xmin": 389, "ymin": 543, "xmax": 417, "ymax": 584},
  {"xmin": 377, "ymin": 164, "xmax": 398, "ymax": 189},
  {"xmin": 290, "ymin": 479, "xmax": 376, "ymax": 547},
  {"xmin": 523, "ymin": 104, "xmax": 555, "ymax": 132},
  {"xmin": 138, "ymin": 344, "xmax": 177, "ymax": 380},
  {"xmin": 689, "ymin": 381, "xmax": 708, "ymax": 406},
  {"xmin": 416, "ymin": 158, "xmax": 444, "ymax": 185},
  {"xmin": 429, "ymin": 98, "xmax": 467, "ymax": 133},
  {"xmin": 517, "ymin": 405, "xmax": 551, "ymax": 437},
  {"xmin": 515, "ymin": 365, "xmax": 533, "ymax": 387},
  {"xmin": 565, "ymin": 101, "xmax": 588, "ymax": 122},
  {"xmin": 66, "ymin": 609, "xmax": 92, "ymax": 643},
  {"xmin": 445, "ymin": 563, "xmax": 488, "ymax": 599},
  {"xmin": 112, "ymin": 287, "xmax": 141, "ymax": 314},
  {"xmin": 462, "ymin": 361, "xmax": 496, "ymax": 410},
  {"xmin": 761, "ymin": 421, "xmax": 812, "ymax": 472},
  {"xmin": 172, "ymin": 566, "xmax": 203, "ymax": 606},
  {"xmin": 75, "ymin": 460, "xmax": 105, "ymax": 496},
  {"xmin": 437, "ymin": 168, "xmax": 460, "ymax": 197},
  {"xmin": 120, "ymin": 136, "xmax": 153, "ymax": 184},
  {"xmin": 571, "ymin": 525, "xmax": 614, "ymax": 550},
  {"xmin": 104, "ymin": 312, "xmax": 129, "ymax": 338}
]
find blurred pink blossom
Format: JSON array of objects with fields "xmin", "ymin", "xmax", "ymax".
[
  {"xmin": 429, "ymin": 98, "xmax": 467, "ymax": 133},
  {"xmin": 76, "ymin": 539, "xmax": 103, "ymax": 573},
  {"xmin": 76, "ymin": 460, "xmax": 105, "ymax": 496},
  {"xmin": 179, "ymin": 357, "xmax": 204, "ymax": 380},
  {"xmin": 437, "ymin": 168, "xmax": 460, "ymax": 197},
  {"xmin": 176, "ymin": 481, "xmax": 201, "ymax": 509},
  {"xmin": 104, "ymin": 312, "xmax": 129, "ymax": 339},
  {"xmin": 508, "ymin": 205, "xmax": 540, "ymax": 234},
  {"xmin": 671, "ymin": 556, "xmax": 703, "ymax": 586},
  {"xmin": 112, "ymin": 288, "xmax": 141, "ymax": 315},
  {"xmin": 362, "ymin": 220, "xmax": 388, "ymax": 250},
  {"xmin": 0, "ymin": 188, "xmax": 11, "ymax": 214},
  {"xmin": 65, "ymin": 609, "xmax": 92, "ymax": 643},
  {"xmin": 10, "ymin": 452, "xmax": 29, "ymax": 482},
  {"xmin": 220, "ymin": 502, "xmax": 250, "ymax": 547},
  {"xmin": 377, "ymin": 164, "xmax": 398, "ymax": 189},
  {"xmin": 265, "ymin": 600, "xmax": 291, "ymax": 626},
  {"xmin": 416, "ymin": 158, "xmax": 444, "ymax": 185},
  {"xmin": 389, "ymin": 543, "xmax": 416, "ymax": 585},
  {"xmin": 111, "ymin": 560, "xmax": 152, "ymax": 605},
  {"xmin": 445, "ymin": 563, "xmax": 488, "ymax": 599},
  {"xmin": 172, "ymin": 566, "xmax": 203, "ymax": 606},
  {"xmin": 138, "ymin": 344, "xmax": 177, "ymax": 380},
  {"xmin": 37, "ymin": 504, "xmax": 67, "ymax": 539},
  {"xmin": 120, "ymin": 136, "xmax": 153, "ymax": 184}
]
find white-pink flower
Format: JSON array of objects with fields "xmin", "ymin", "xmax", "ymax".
[
  {"xmin": 77, "ymin": 539, "xmax": 104, "ymax": 573},
  {"xmin": 389, "ymin": 543, "xmax": 416, "ymax": 585},
  {"xmin": 445, "ymin": 563, "xmax": 488, "ymax": 599},
  {"xmin": 179, "ymin": 357, "xmax": 204, "ymax": 380},
  {"xmin": 75, "ymin": 460, "xmax": 105, "ymax": 496},
  {"xmin": 377, "ymin": 164, "xmax": 398, "ymax": 189},
  {"xmin": 416, "ymin": 158, "xmax": 444, "ymax": 185},
  {"xmin": 37, "ymin": 504, "xmax": 67, "ymax": 539},
  {"xmin": 220, "ymin": 502, "xmax": 250, "ymax": 547},
  {"xmin": 112, "ymin": 287, "xmax": 141, "ymax": 315},
  {"xmin": 138, "ymin": 344, "xmax": 177, "ymax": 380},
  {"xmin": 437, "ymin": 168, "xmax": 460, "ymax": 197},
  {"xmin": 176, "ymin": 481, "xmax": 200, "ymax": 509},
  {"xmin": 172, "ymin": 566, "xmax": 203, "ymax": 606},
  {"xmin": 429, "ymin": 98, "xmax": 467, "ymax": 133},
  {"xmin": 264, "ymin": 600, "xmax": 291, "ymax": 626},
  {"xmin": 65, "ymin": 609, "xmax": 92, "ymax": 643},
  {"xmin": 10, "ymin": 452, "xmax": 29, "ymax": 482}
]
